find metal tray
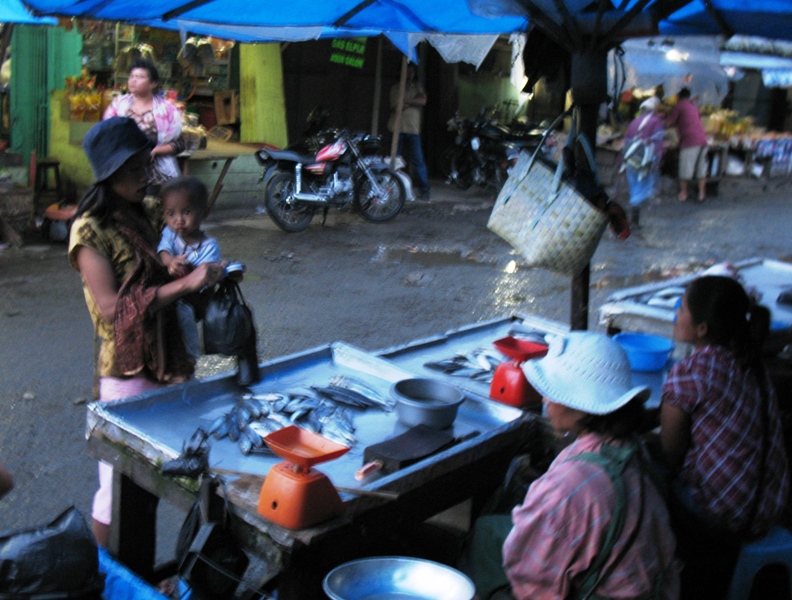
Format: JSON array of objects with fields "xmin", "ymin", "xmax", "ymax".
[
  {"xmin": 376, "ymin": 314, "xmax": 671, "ymax": 409},
  {"xmin": 600, "ymin": 258, "xmax": 792, "ymax": 337},
  {"xmin": 376, "ymin": 314, "xmax": 568, "ymax": 400},
  {"xmin": 87, "ymin": 342, "xmax": 524, "ymax": 493}
]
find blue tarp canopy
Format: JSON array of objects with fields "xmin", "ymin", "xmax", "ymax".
[
  {"xmin": 1, "ymin": 0, "xmax": 56, "ymax": 24},
  {"xmin": 18, "ymin": 0, "xmax": 792, "ymax": 45}
]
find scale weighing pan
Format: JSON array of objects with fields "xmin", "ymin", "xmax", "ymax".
[
  {"xmin": 264, "ymin": 425, "xmax": 350, "ymax": 470},
  {"xmin": 258, "ymin": 426, "xmax": 351, "ymax": 530},
  {"xmin": 492, "ymin": 336, "xmax": 548, "ymax": 362}
]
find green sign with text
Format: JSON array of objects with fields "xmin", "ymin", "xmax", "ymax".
[{"xmin": 330, "ymin": 37, "xmax": 367, "ymax": 69}]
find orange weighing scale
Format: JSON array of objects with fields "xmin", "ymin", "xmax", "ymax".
[
  {"xmin": 489, "ymin": 336, "xmax": 548, "ymax": 409},
  {"xmin": 258, "ymin": 425, "xmax": 350, "ymax": 530}
]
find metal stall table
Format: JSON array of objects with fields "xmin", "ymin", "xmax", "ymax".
[
  {"xmin": 86, "ymin": 341, "xmax": 537, "ymax": 599},
  {"xmin": 599, "ymin": 258, "xmax": 792, "ymax": 338},
  {"xmin": 377, "ymin": 313, "xmax": 670, "ymax": 410}
]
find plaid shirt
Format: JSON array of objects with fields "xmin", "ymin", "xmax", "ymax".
[
  {"xmin": 662, "ymin": 345, "xmax": 789, "ymax": 537},
  {"xmin": 503, "ymin": 433, "xmax": 680, "ymax": 600}
]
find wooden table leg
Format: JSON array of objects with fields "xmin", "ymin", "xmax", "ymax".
[
  {"xmin": 110, "ymin": 471, "xmax": 159, "ymax": 581},
  {"xmin": 206, "ymin": 158, "xmax": 234, "ymax": 215}
]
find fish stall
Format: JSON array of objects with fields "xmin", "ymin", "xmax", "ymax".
[
  {"xmin": 598, "ymin": 257, "xmax": 792, "ymax": 338},
  {"xmin": 86, "ymin": 313, "xmax": 674, "ymax": 599}
]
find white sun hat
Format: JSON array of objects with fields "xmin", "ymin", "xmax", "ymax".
[
  {"xmin": 522, "ymin": 331, "xmax": 650, "ymax": 415},
  {"xmin": 640, "ymin": 96, "xmax": 661, "ymax": 112}
]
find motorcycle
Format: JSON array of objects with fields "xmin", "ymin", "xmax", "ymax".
[
  {"xmin": 441, "ymin": 108, "xmax": 551, "ymax": 191},
  {"xmin": 256, "ymin": 128, "xmax": 407, "ymax": 233}
]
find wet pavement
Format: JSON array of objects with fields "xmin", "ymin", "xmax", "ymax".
[{"xmin": 1, "ymin": 169, "xmax": 791, "ymax": 564}]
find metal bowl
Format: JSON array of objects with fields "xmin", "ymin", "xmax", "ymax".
[
  {"xmin": 323, "ymin": 556, "xmax": 475, "ymax": 600},
  {"xmin": 391, "ymin": 378, "xmax": 464, "ymax": 430}
]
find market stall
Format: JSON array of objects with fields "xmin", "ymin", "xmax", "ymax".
[{"xmin": 88, "ymin": 313, "xmax": 675, "ymax": 598}]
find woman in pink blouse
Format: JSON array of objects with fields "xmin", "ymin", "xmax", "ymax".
[
  {"xmin": 103, "ymin": 58, "xmax": 184, "ymax": 196},
  {"xmin": 469, "ymin": 332, "xmax": 679, "ymax": 600}
]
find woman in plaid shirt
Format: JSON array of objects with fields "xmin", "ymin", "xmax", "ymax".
[{"xmin": 661, "ymin": 275, "xmax": 790, "ymax": 599}]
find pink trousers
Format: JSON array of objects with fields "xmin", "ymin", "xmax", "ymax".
[{"xmin": 92, "ymin": 376, "xmax": 162, "ymax": 524}]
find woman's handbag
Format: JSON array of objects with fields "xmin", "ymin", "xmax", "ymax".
[
  {"xmin": 203, "ymin": 280, "xmax": 254, "ymax": 356},
  {"xmin": 203, "ymin": 279, "xmax": 261, "ymax": 386},
  {"xmin": 487, "ymin": 109, "xmax": 609, "ymax": 277}
]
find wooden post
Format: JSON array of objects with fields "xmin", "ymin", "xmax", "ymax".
[
  {"xmin": 371, "ymin": 36, "xmax": 383, "ymax": 136},
  {"xmin": 389, "ymin": 55, "xmax": 408, "ymax": 165}
]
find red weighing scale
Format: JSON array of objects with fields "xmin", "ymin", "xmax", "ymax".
[
  {"xmin": 258, "ymin": 425, "xmax": 350, "ymax": 530},
  {"xmin": 489, "ymin": 336, "xmax": 549, "ymax": 409}
]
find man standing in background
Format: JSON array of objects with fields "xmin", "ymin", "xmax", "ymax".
[{"xmin": 389, "ymin": 63, "xmax": 431, "ymax": 200}]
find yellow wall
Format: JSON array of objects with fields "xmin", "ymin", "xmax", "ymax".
[
  {"xmin": 49, "ymin": 89, "xmax": 95, "ymax": 193},
  {"xmin": 240, "ymin": 44, "xmax": 288, "ymax": 147}
]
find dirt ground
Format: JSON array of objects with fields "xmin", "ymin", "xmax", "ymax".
[{"xmin": 1, "ymin": 169, "xmax": 791, "ymax": 566}]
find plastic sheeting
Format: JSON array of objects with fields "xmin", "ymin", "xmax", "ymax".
[
  {"xmin": 610, "ymin": 36, "xmax": 729, "ymax": 106},
  {"xmin": 99, "ymin": 548, "xmax": 169, "ymax": 600},
  {"xmin": 0, "ymin": 0, "xmax": 57, "ymax": 24}
]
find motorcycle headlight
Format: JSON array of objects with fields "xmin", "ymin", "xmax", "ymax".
[{"xmin": 470, "ymin": 137, "xmax": 481, "ymax": 151}]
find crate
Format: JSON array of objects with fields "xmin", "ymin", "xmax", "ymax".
[{"xmin": 214, "ymin": 91, "xmax": 238, "ymax": 125}]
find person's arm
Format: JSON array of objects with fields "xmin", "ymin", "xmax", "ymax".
[
  {"xmin": 159, "ymin": 250, "xmax": 175, "ymax": 268},
  {"xmin": 659, "ymin": 402, "xmax": 691, "ymax": 470},
  {"xmin": 664, "ymin": 104, "xmax": 679, "ymax": 128},
  {"xmin": 0, "ymin": 462, "xmax": 13, "ymax": 499},
  {"xmin": 75, "ymin": 245, "xmax": 222, "ymax": 323},
  {"xmin": 159, "ymin": 251, "xmax": 192, "ymax": 278},
  {"xmin": 404, "ymin": 93, "xmax": 427, "ymax": 108}
]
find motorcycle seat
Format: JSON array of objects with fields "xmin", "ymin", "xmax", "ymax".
[{"xmin": 259, "ymin": 148, "xmax": 316, "ymax": 164}]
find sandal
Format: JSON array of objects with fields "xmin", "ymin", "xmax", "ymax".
[
  {"xmin": 678, "ymin": 193, "xmax": 688, "ymax": 203},
  {"xmin": 697, "ymin": 195, "xmax": 706, "ymax": 203}
]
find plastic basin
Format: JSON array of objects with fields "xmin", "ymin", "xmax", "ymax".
[
  {"xmin": 323, "ymin": 556, "xmax": 475, "ymax": 600},
  {"xmin": 614, "ymin": 333, "xmax": 674, "ymax": 372}
]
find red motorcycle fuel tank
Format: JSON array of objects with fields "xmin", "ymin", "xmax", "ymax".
[{"xmin": 316, "ymin": 139, "xmax": 346, "ymax": 162}]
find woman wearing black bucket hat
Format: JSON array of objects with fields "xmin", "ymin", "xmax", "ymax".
[
  {"xmin": 69, "ymin": 117, "xmax": 226, "ymax": 546},
  {"xmin": 468, "ymin": 332, "xmax": 679, "ymax": 600}
]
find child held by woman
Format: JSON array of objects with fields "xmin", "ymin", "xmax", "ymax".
[{"xmin": 157, "ymin": 176, "xmax": 224, "ymax": 357}]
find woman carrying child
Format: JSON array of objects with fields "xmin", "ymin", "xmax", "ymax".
[
  {"xmin": 69, "ymin": 117, "xmax": 227, "ymax": 546},
  {"xmin": 660, "ymin": 275, "xmax": 790, "ymax": 598}
]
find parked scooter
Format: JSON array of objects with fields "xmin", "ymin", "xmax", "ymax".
[
  {"xmin": 441, "ymin": 107, "xmax": 550, "ymax": 190},
  {"xmin": 256, "ymin": 127, "xmax": 407, "ymax": 232}
]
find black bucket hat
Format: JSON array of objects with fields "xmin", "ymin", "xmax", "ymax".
[{"xmin": 82, "ymin": 117, "xmax": 154, "ymax": 182}]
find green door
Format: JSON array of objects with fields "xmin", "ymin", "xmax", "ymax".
[{"xmin": 10, "ymin": 24, "xmax": 82, "ymax": 168}]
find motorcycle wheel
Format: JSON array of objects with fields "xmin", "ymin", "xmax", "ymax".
[
  {"xmin": 264, "ymin": 171, "xmax": 315, "ymax": 233},
  {"xmin": 442, "ymin": 147, "xmax": 475, "ymax": 190},
  {"xmin": 354, "ymin": 170, "xmax": 405, "ymax": 222}
]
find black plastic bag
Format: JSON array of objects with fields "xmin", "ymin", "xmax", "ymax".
[
  {"xmin": 203, "ymin": 280, "xmax": 261, "ymax": 386},
  {"xmin": 0, "ymin": 506, "xmax": 104, "ymax": 599},
  {"xmin": 203, "ymin": 280, "xmax": 255, "ymax": 356}
]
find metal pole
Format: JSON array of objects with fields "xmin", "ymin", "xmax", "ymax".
[{"xmin": 570, "ymin": 51, "xmax": 608, "ymax": 331}]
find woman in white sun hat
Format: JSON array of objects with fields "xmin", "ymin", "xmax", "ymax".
[{"xmin": 469, "ymin": 331, "xmax": 679, "ymax": 600}]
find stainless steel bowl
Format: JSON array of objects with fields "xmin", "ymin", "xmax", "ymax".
[
  {"xmin": 391, "ymin": 378, "xmax": 464, "ymax": 429},
  {"xmin": 323, "ymin": 556, "xmax": 475, "ymax": 600}
]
